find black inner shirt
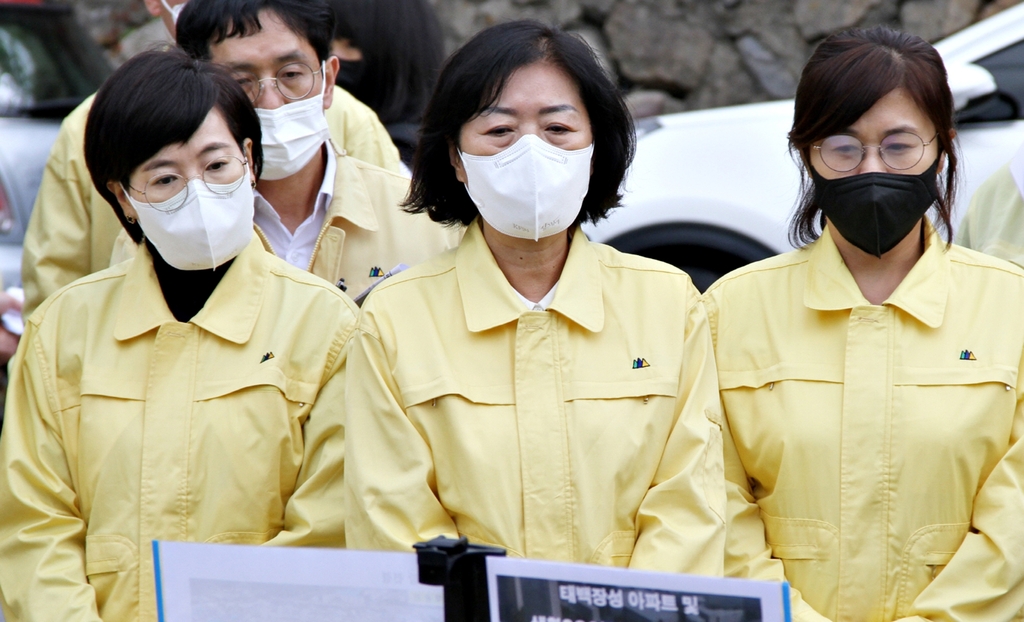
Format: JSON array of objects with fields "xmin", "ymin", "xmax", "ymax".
[{"xmin": 146, "ymin": 239, "xmax": 234, "ymax": 323}]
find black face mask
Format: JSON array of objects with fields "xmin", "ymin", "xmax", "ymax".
[
  {"xmin": 335, "ymin": 58, "xmax": 366, "ymax": 91},
  {"xmin": 812, "ymin": 159, "xmax": 940, "ymax": 257}
]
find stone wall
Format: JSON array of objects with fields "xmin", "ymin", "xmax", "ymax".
[
  {"xmin": 433, "ymin": 0, "xmax": 1023, "ymax": 116},
  {"xmin": 60, "ymin": 0, "xmax": 1024, "ymax": 116}
]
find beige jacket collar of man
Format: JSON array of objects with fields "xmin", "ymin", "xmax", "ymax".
[
  {"xmin": 803, "ymin": 223, "xmax": 949, "ymax": 328},
  {"xmin": 318, "ymin": 141, "xmax": 380, "ymax": 232},
  {"xmin": 456, "ymin": 220, "xmax": 604, "ymax": 333},
  {"xmin": 253, "ymin": 142, "xmax": 457, "ymax": 296},
  {"xmin": 253, "ymin": 142, "xmax": 381, "ymax": 261}
]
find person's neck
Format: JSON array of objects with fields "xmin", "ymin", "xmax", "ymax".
[
  {"xmin": 256, "ymin": 143, "xmax": 328, "ymax": 234},
  {"xmin": 481, "ymin": 220, "xmax": 570, "ymax": 303},
  {"xmin": 146, "ymin": 239, "xmax": 233, "ymax": 323},
  {"xmin": 829, "ymin": 219, "xmax": 925, "ymax": 305}
]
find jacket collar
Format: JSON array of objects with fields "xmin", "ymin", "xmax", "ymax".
[
  {"xmin": 324, "ymin": 142, "xmax": 380, "ymax": 232},
  {"xmin": 804, "ymin": 223, "xmax": 948, "ymax": 328},
  {"xmin": 458, "ymin": 220, "xmax": 604, "ymax": 333},
  {"xmin": 114, "ymin": 235, "xmax": 269, "ymax": 343}
]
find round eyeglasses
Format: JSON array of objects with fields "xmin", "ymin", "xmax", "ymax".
[
  {"xmin": 128, "ymin": 155, "xmax": 248, "ymax": 213},
  {"xmin": 232, "ymin": 62, "xmax": 323, "ymax": 104},
  {"xmin": 813, "ymin": 132, "xmax": 939, "ymax": 173}
]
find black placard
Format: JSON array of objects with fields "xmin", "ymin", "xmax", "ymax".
[{"xmin": 494, "ymin": 575, "xmax": 765, "ymax": 622}]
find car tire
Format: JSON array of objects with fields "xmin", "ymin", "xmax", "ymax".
[{"xmin": 602, "ymin": 223, "xmax": 777, "ymax": 292}]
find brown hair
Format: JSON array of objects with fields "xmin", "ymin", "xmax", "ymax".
[{"xmin": 788, "ymin": 26, "xmax": 958, "ymax": 246}]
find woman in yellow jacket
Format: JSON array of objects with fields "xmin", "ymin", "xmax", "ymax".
[
  {"xmin": 343, "ymin": 21, "xmax": 725, "ymax": 574},
  {"xmin": 0, "ymin": 50, "xmax": 356, "ymax": 621},
  {"xmin": 705, "ymin": 27, "xmax": 1024, "ymax": 621}
]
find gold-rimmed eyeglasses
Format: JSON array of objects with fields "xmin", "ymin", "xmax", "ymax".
[
  {"xmin": 813, "ymin": 132, "xmax": 939, "ymax": 173},
  {"xmin": 232, "ymin": 62, "xmax": 324, "ymax": 105},
  {"xmin": 127, "ymin": 155, "xmax": 248, "ymax": 213}
]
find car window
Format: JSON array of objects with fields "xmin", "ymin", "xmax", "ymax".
[
  {"xmin": 0, "ymin": 7, "xmax": 110, "ymax": 117},
  {"xmin": 960, "ymin": 39, "xmax": 1024, "ymax": 123}
]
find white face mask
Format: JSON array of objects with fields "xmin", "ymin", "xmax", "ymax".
[
  {"xmin": 125, "ymin": 169, "xmax": 255, "ymax": 271},
  {"xmin": 460, "ymin": 134, "xmax": 594, "ymax": 241},
  {"xmin": 256, "ymin": 64, "xmax": 331, "ymax": 181},
  {"xmin": 161, "ymin": 0, "xmax": 186, "ymax": 25}
]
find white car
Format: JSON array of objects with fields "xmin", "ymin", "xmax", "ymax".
[{"xmin": 586, "ymin": 3, "xmax": 1024, "ymax": 290}]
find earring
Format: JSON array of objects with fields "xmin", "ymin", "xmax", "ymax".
[
  {"xmin": 251, "ymin": 179, "xmax": 257, "ymax": 189},
  {"xmin": 126, "ymin": 215, "xmax": 136, "ymax": 224}
]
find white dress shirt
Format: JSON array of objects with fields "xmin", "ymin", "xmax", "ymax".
[
  {"xmin": 514, "ymin": 281, "xmax": 559, "ymax": 311},
  {"xmin": 253, "ymin": 146, "xmax": 337, "ymax": 270}
]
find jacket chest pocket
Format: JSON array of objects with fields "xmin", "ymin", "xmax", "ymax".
[
  {"xmin": 718, "ymin": 363, "xmax": 845, "ymax": 427},
  {"xmin": 403, "ymin": 379, "xmax": 516, "ymax": 453},
  {"xmin": 403, "ymin": 377, "xmax": 515, "ymax": 414},
  {"xmin": 402, "ymin": 380, "xmax": 517, "ymax": 458},
  {"xmin": 564, "ymin": 376, "xmax": 701, "ymax": 527},
  {"xmin": 74, "ymin": 372, "xmax": 149, "ymax": 496},
  {"xmin": 893, "ymin": 367, "xmax": 1017, "ymax": 443},
  {"xmin": 563, "ymin": 376, "xmax": 681, "ymax": 467},
  {"xmin": 194, "ymin": 365, "xmax": 316, "ymax": 420},
  {"xmin": 192, "ymin": 366, "xmax": 316, "ymax": 503},
  {"xmin": 563, "ymin": 375, "xmax": 680, "ymax": 420},
  {"xmin": 402, "ymin": 378, "xmax": 518, "ymax": 524},
  {"xmin": 719, "ymin": 364, "xmax": 844, "ymax": 494}
]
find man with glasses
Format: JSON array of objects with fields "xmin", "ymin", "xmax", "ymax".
[
  {"xmin": 172, "ymin": 0, "xmax": 454, "ymax": 296},
  {"xmin": 21, "ymin": 0, "xmax": 405, "ymax": 316}
]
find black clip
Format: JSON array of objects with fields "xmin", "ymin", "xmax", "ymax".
[{"xmin": 414, "ymin": 536, "xmax": 506, "ymax": 622}]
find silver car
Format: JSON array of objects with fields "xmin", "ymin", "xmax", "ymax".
[{"xmin": 0, "ymin": 0, "xmax": 111, "ymax": 288}]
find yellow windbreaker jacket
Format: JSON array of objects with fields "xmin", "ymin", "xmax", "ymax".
[
  {"xmin": 22, "ymin": 86, "xmax": 401, "ymax": 317},
  {"xmin": 345, "ymin": 221, "xmax": 726, "ymax": 573},
  {"xmin": 0, "ymin": 236, "xmax": 357, "ymax": 622},
  {"xmin": 704, "ymin": 225, "xmax": 1024, "ymax": 622},
  {"xmin": 957, "ymin": 162, "xmax": 1024, "ymax": 268}
]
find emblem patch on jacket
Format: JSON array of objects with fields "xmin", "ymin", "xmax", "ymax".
[
  {"xmin": 632, "ymin": 358, "xmax": 651, "ymax": 369},
  {"xmin": 368, "ymin": 266, "xmax": 385, "ymax": 277},
  {"xmin": 260, "ymin": 352, "xmax": 275, "ymax": 364},
  {"xmin": 959, "ymin": 350, "xmax": 976, "ymax": 361}
]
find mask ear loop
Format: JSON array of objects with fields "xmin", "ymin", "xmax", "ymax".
[{"xmin": 161, "ymin": 0, "xmax": 184, "ymax": 24}]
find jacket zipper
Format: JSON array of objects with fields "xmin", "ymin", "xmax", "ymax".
[
  {"xmin": 254, "ymin": 224, "xmax": 276, "ymax": 256},
  {"xmin": 306, "ymin": 216, "xmax": 334, "ymax": 273}
]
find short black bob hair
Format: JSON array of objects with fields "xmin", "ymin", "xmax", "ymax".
[
  {"xmin": 85, "ymin": 48, "xmax": 263, "ymax": 244},
  {"xmin": 177, "ymin": 0, "xmax": 335, "ymax": 64},
  {"xmin": 404, "ymin": 20, "xmax": 635, "ymax": 227},
  {"xmin": 789, "ymin": 26, "xmax": 958, "ymax": 246}
]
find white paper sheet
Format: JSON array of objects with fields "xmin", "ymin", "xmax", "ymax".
[{"xmin": 153, "ymin": 541, "xmax": 443, "ymax": 622}]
